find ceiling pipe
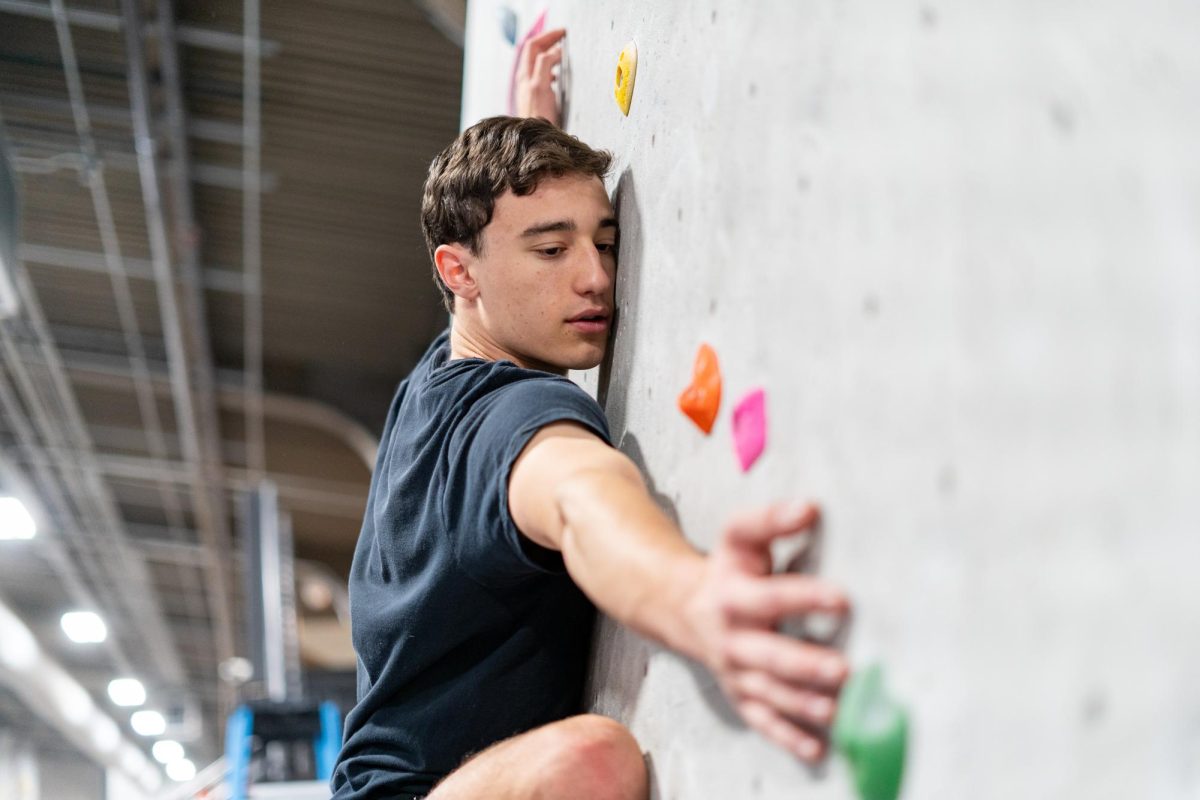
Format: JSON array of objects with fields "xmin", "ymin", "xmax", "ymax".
[
  {"xmin": 0, "ymin": 0, "xmax": 195, "ymax": 698},
  {"xmin": 0, "ymin": 244, "xmax": 198, "ymax": 710},
  {"xmin": 411, "ymin": 0, "xmax": 466, "ymax": 48},
  {"xmin": 90, "ymin": 454, "xmax": 368, "ymax": 519},
  {"xmin": 0, "ymin": 90, "xmax": 246, "ymax": 145},
  {"xmin": 231, "ymin": 390, "xmax": 378, "ymax": 469},
  {"xmin": 242, "ymin": 0, "xmax": 266, "ymax": 480},
  {"xmin": 18, "ymin": 242, "xmax": 247, "ymax": 294},
  {"xmin": 0, "ymin": 0, "xmax": 281, "ymax": 56},
  {"xmin": 0, "ymin": 370, "xmax": 144, "ymax": 677},
  {"xmin": 154, "ymin": 0, "xmax": 250, "ymax": 721},
  {"xmin": 46, "ymin": 347, "xmax": 379, "ymax": 471},
  {"xmin": 7, "ymin": 145, "xmax": 280, "ymax": 191},
  {"xmin": 44, "ymin": 0, "xmax": 213, "ymax": 657},
  {"xmin": 119, "ymin": 0, "xmax": 238, "ymax": 690}
]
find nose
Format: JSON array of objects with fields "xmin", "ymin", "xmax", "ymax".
[{"xmin": 576, "ymin": 242, "xmax": 614, "ymax": 297}]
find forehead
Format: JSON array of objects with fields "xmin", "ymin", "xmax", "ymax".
[{"xmin": 489, "ymin": 173, "xmax": 613, "ymax": 231}]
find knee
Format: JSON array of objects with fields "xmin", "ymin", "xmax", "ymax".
[{"xmin": 540, "ymin": 714, "xmax": 647, "ymax": 800}]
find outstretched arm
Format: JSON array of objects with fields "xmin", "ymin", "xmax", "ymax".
[{"xmin": 509, "ymin": 422, "xmax": 851, "ymax": 762}]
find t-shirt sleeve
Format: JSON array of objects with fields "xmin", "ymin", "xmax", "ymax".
[{"xmin": 443, "ymin": 377, "xmax": 612, "ymax": 587}]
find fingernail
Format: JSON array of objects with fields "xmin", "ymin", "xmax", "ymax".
[
  {"xmin": 809, "ymin": 696, "xmax": 834, "ymax": 720},
  {"xmin": 821, "ymin": 658, "xmax": 846, "ymax": 681},
  {"xmin": 797, "ymin": 739, "xmax": 820, "ymax": 760},
  {"xmin": 781, "ymin": 502, "xmax": 809, "ymax": 525}
]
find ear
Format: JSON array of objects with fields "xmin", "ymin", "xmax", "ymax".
[{"xmin": 434, "ymin": 243, "xmax": 479, "ymax": 305}]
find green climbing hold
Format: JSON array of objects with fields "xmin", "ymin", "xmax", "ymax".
[{"xmin": 832, "ymin": 663, "xmax": 908, "ymax": 800}]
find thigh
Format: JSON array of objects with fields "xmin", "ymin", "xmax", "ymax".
[{"xmin": 427, "ymin": 713, "xmax": 647, "ymax": 800}]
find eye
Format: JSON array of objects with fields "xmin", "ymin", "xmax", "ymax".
[
  {"xmin": 537, "ymin": 247, "xmax": 564, "ymax": 257},
  {"xmin": 596, "ymin": 242, "xmax": 616, "ymax": 254}
]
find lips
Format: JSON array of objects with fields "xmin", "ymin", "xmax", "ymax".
[
  {"xmin": 567, "ymin": 309, "xmax": 611, "ymax": 334},
  {"xmin": 568, "ymin": 308, "xmax": 610, "ymax": 323}
]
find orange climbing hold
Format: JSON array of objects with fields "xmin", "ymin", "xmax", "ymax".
[{"xmin": 678, "ymin": 343, "xmax": 722, "ymax": 434}]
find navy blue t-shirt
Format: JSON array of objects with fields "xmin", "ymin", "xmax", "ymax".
[{"xmin": 330, "ymin": 330, "xmax": 611, "ymax": 798}]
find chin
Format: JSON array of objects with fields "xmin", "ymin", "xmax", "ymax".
[{"xmin": 559, "ymin": 344, "xmax": 606, "ymax": 372}]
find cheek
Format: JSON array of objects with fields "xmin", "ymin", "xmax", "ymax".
[{"xmin": 500, "ymin": 269, "xmax": 553, "ymax": 323}]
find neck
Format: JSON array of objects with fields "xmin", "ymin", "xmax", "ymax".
[{"xmin": 448, "ymin": 318, "xmax": 564, "ymax": 375}]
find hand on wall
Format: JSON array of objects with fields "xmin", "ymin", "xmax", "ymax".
[
  {"xmin": 514, "ymin": 28, "xmax": 565, "ymax": 126},
  {"xmin": 685, "ymin": 502, "xmax": 852, "ymax": 762}
]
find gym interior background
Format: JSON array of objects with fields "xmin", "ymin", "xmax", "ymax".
[
  {"xmin": 2, "ymin": 0, "xmax": 1198, "ymax": 798},
  {"xmin": 1, "ymin": 0, "xmax": 460, "ymax": 796}
]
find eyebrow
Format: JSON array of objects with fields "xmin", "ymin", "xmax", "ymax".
[{"xmin": 520, "ymin": 217, "xmax": 620, "ymax": 237}]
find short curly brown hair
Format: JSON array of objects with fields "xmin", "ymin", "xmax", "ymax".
[{"xmin": 421, "ymin": 116, "xmax": 613, "ymax": 313}]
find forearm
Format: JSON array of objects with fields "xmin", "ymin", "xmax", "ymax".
[
  {"xmin": 554, "ymin": 467, "xmax": 708, "ymax": 661},
  {"xmin": 513, "ymin": 426, "xmax": 851, "ymax": 764}
]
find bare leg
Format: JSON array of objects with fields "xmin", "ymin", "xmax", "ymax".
[{"xmin": 427, "ymin": 713, "xmax": 648, "ymax": 800}]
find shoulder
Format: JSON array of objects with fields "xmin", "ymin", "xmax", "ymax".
[
  {"xmin": 491, "ymin": 371, "xmax": 596, "ymax": 407},
  {"xmin": 457, "ymin": 368, "xmax": 611, "ymax": 448}
]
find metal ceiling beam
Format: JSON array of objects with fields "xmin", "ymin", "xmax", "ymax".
[
  {"xmin": 0, "ymin": 91, "xmax": 246, "ymax": 146},
  {"xmin": 17, "ymin": 339, "xmax": 379, "ymax": 476},
  {"xmin": 119, "ymin": 0, "xmax": 238, "ymax": 692},
  {"xmin": 94, "ymin": 453, "xmax": 368, "ymax": 519},
  {"xmin": 242, "ymin": 390, "xmax": 378, "ymax": 470},
  {"xmin": 124, "ymin": 526, "xmax": 210, "ymax": 567},
  {"xmin": 0, "ymin": 268, "xmax": 209, "ymax": 764},
  {"xmin": 242, "ymin": 0, "xmax": 266, "ymax": 479},
  {"xmin": 51, "ymin": 346, "xmax": 379, "ymax": 471},
  {"xmin": 5, "ymin": 0, "xmax": 194, "ymax": 696},
  {"xmin": 0, "ymin": 0, "xmax": 281, "ymax": 57},
  {"xmin": 20, "ymin": 242, "xmax": 246, "ymax": 294},
  {"xmin": 411, "ymin": 0, "xmax": 466, "ymax": 48},
  {"xmin": 0, "ymin": 365, "xmax": 143, "ymax": 677},
  {"xmin": 9, "ymin": 144, "xmax": 280, "ymax": 192}
]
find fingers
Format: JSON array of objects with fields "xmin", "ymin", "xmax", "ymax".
[
  {"xmin": 722, "ymin": 502, "xmax": 820, "ymax": 551},
  {"xmin": 519, "ymin": 27, "xmax": 566, "ymax": 77},
  {"xmin": 721, "ymin": 574, "xmax": 850, "ymax": 624},
  {"xmin": 527, "ymin": 27, "xmax": 566, "ymax": 53},
  {"xmin": 529, "ymin": 46, "xmax": 563, "ymax": 90},
  {"xmin": 515, "ymin": 31, "xmax": 563, "ymax": 123},
  {"xmin": 730, "ymin": 670, "xmax": 838, "ymax": 728},
  {"xmin": 520, "ymin": 49, "xmax": 561, "ymax": 123},
  {"xmin": 722, "ymin": 629, "xmax": 849, "ymax": 691},
  {"xmin": 738, "ymin": 698, "xmax": 827, "ymax": 762}
]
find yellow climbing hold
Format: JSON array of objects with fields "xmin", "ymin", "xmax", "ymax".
[{"xmin": 613, "ymin": 41, "xmax": 638, "ymax": 116}]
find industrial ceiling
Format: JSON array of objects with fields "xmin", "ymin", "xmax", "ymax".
[{"xmin": 0, "ymin": 0, "xmax": 462, "ymax": 777}]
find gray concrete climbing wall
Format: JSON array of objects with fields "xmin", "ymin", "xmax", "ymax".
[{"xmin": 461, "ymin": 2, "xmax": 1200, "ymax": 797}]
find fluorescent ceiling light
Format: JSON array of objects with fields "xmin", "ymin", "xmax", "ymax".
[
  {"xmin": 50, "ymin": 672, "xmax": 94, "ymax": 724},
  {"xmin": 0, "ymin": 605, "xmax": 39, "ymax": 671},
  {"xmin": 140, "ymin": 765, "xmax": 163, "ymax": 794},
  {"xmin": 119, "ymin": 744, "xmax": 147, "ymax": 775},
  {"xmin": 130, "ymin": 709, "xmax": 166, "ymax": 737},
  {"xmin": 89, "ymin": 712, "xmax": 121, "ymax": 755},
  {"xmin": 107, "ymin": 678, "xmax": 146, "ymax": 707},
  {"xmin": 165, "ymin": 758, "xmax": 195, "ymax": 782},
  {"xmin": 60, "ymin": 611, "xmax": 107, "ymax": 643},
  {"xmin": 151, "ymin": 739, "xmax": 184, "ymax": 764},
  {"xmin": 0, "ymin": 496, "xmax": 36, "ymax": 540}
]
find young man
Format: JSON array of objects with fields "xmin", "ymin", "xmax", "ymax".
[{"xmin": 331, "ymin": 32, "xmax": 852, "ymax": 800}]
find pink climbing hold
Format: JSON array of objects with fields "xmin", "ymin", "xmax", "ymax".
[{"xmin": 732, "ymin": 388, "xmax": 767, "ymax": 472}]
